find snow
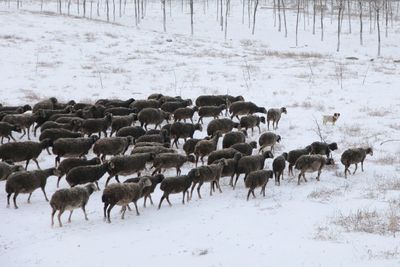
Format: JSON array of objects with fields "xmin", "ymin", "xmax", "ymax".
[{"xmin": 0, "ymin": 1, "xmax": 400, "ymax": 266}]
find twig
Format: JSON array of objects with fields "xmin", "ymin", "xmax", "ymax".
[
  {"xmin": 313, "ymin": 117, "xmax": 326, "ymax": 143},
  {"xmin": 380, "ymin": 139, "xmax": 400, "ymax": 145},
  {"xmin": 362, "ymin": 63, "xmax": 371, "ymax": 85},
  {"xmin": 308, "ymin": 61, "xmax": 314, "ymax": 84},
  {"xmin": 93, "ymin": 59, "xmax": 104, "ymax": 90}
]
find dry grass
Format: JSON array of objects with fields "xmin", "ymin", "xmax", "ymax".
[
  {"xmin": 313, "ymin": 226, "xmax": 339, "ymax": 241},
  {"xmin": 333, "ymin": 202, "xmax": 400, "ymax": 236},
  {"xmin": 372, "ymin": 154, "xmax": 400, "ymax": 165},
  {"xmin": 288, "ymin": 100, "xmax": 324, "ymax": 111},
  {"xmin": 308, "ymin": 187, "xmax": 343, "ymax": 202},
  {"xmin": 21, "ymin": 89, "xmax": 42, "ymax": 102}
]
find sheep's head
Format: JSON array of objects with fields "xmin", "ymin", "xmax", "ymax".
[
  {"xmin": 325, "ymin": 158, "xmax": 335, "ymax": 165},
  {"xmin": 234, "ymin": 152, "xmax": 242, "ymax": 161},
  {"xmin": 49, "ymin": 97, "xmax": 58, "ymax": 104},
  {"xmin": 263, "ymin": 151, "xmax": 274, "ymax": 159},
  {"xmin": 195, "ymin": 123, "xmax": 203, "ymax": 132},
  {"xmin": 236, "ymin": 96, "xmax": 245, "ymax": 102},
  {"xmin": 187, "ymin": 154, "xmax": 196, "ymax": 163},
  {"xmin": 366, "ymin": 147, "xmax": 373, "ymax": 156},
  {"xmin": 258, "ymin": 107, "xmax": 267, "ymax": 114},
  {"xmin": 51, "ymin": 168, "xmax": 62, "ymax": 177},
  {"xmin": 305, "ymin": 145, "xmax": 312, "ymax": 153},
  {"xmin": 154, "ymin": 174, "xmax": 165, "ymax": 183},
  {"xmin": 260, "ymin": 116, "xmax": 266, "ymax": 124},
  {"xmin": 86, "ymin": 183, "xmax": 99, "ymax": 193},
  {"xmin": 281, "ymin": 107, "xmax": 287, "ymax": 114},
  {"xmin": 233, "ymin": 122, "xmax": 240, "ymax": 129},
  {"xmin": 276, "ymin": 135, "xmax": 282, "ymax": 143},
  {"xmin": 241, "ymin": 130, "xmax": 248, "ymax": 137},
  {"xmin": 23, "ymin": 104, "xmax": 32, "ymax": 112},
  {"xmin": 13, "ymin": 125, "xmax": 22, "ymax": 133},
  {"xmin": 188, "ymin": 168, "xmax": 201, "ymax": 180},
  {"xmin": 249, "ymin": 141, "xmax": 257, "ymax": 149},
  {"xmin": 282, "ymin": 152, "xmax": 288, "ymax": 160},
  {"xmin": 90, "ymin": 135, "xmax": 100, "ymax": 143},
  {"xmin": 328, "ymin": 142, "xmax": 338, "ymax": 151}
]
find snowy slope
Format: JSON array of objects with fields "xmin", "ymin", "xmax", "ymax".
[{"xmin": 0, "ymin": 2, "xmax": 400, "ymax": 266}]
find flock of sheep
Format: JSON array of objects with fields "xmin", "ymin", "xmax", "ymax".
[{"xmin": 0, "ymin": 94, "xmax": 374, "ymax": 226}]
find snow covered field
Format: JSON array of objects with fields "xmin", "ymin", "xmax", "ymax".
[{"xmin": 0, "ymin": 1, "xmax": 400, "ymax": 266}]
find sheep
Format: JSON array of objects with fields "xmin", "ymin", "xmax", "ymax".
[
  {"xmin": 116, "ymin": 126, "xmax": 146, "ymax": 141},
  {"xmin": 53, "ymin": 100, "xmax": 76, "ymax": 110},
  {"xmin": 207, "ymin": 118, "xmax": 240, "ymax": 137},
  {"xmin": 131, "ymin": 146, "xmax": 176, "ymax": 155},
  {"xmin": 80, "ymin": 114, "xmax": 113, "ymax": 137},
  {"xmin": 287, "ymin": 146, "xmax": 312, "ymax": 176},
  {"xmin": 158, "ymin": 174, "xmax": 193, "ymax": 209},
  {"xmin": 217, "ymin": 95, "xmax": 245, "ymax": 105},
  {"xmin": 0, "ymin": 122, "xmax": 21, "ymax": 143},
  {"xmin": 207, "ymin": 148, "xmax": 239, "ymax": 165},
  {"xmin": 40, "ymin": 120, "xmax": 81, "ymax": 133},
  {"xmin": 55, "ymin": 116, "xmax": 84, "ymax": 124},
  {"xmin": 189, "ymin": 160, "xmax": 227, "ymax": 199},
  {"xmin": 66, "ymin": 163, "xmax": 110, "ymax": 190},
  {"xmin": 56, "ymin": 157, "xmax": 101, "ymax": 188},
  {"xmin": 341, "ymin": 147, "xmax": 373, "ymax": 178},
  {"xmin": 173, "ymin": 107, "xmax": 198, "ymax": 123},
  {"xmin": 322, "ymin": 113, "xmax": 341, "ymax": 125},
  {"xmin": 130, "ymin": 99, "xmax": 161, "ymax": 113},
  {"xmin": 222, "ymin": 130, "xmax": 248, "ymax": 149},
  {"xmin": 52, "ymin": 136, "xmax": 99, "ymax": 166},
  {"xmin": 267, "ymin": 107, "xmax": 287, "ymax": 130},
  {"xmin": 310, "ymin": 141, "xmax": 338, "ymax": 158},
  {"xmin": 138, "ymin": 108, "xmax": 171, "ymax": 130},
  {"xmin": 183, "ymin": 138, "xmax": 203, "ymax": 156},
  {"xmin": 240, "ymin": 115, "xmax": 266, "ymax": 134},
  {"xmin": 233, "ymin": 151, "xmax": 274, "ymax": 189},
  {"xmin": 170, "ymin": 122, "xmax": 203, "ymax": 148},
  {"xmin": 197, "ymin": 105, "xmax": 226, "ymax": 124},
  {"xmin": 93, "ymin": 137, "xmax": 133, "ymax": 162},
  {"xmin": 147, "ymin": 93, "xmax": 164, "ymax": 100},
  {"xmin": 216, "ymin": 152, "xmax": 242, "ymax": 186},
  {"xmin": 295, "ymin": 155, "xmax": 332, "ymax": 185},
  {"xmin": 50, "ymin": 183, "xmax": 98, "ymax": 227},
  {"xmin": 0, "ymin": 162, "xmax": 24, "ymax": 181},
  {"xmin": 39, "ymin": 128, "xmax": 83, "ymax": 142},
  {"xmin": 245, "ymin": 170, "xmax": 274, "ymax": 201},
  {"xmin": 229, "ymin": 101, "xmax": 267, "ymax": 120},
  {"xmin": 75, "ymin": 105, "xmax": 105, "ymax": 119},
  {"xmin": 102, "ymin": 177, "xmax": 151, "ymax": 223},
  {"xmin": 159, "ymin": 95, "xmax": 184, "ymax": 103},
  {"xmin": 272, "ymin": 152, "xmax": 288, "ymax": 186},
  {"xmin": 136, "ymin": 129, "xmax": 170, "ymax": 144},
  {"xmin": 110, "ymin": 114, "xmax": 137, "ymax": 136},
  {"xmin": 230, "ymin": 141, "xmax": 257, "ymax": 156},
  {"xmin": 0, "ymin": 139, "xmax": 53, "ymax": 170},
  {"xmin": 32, "ymin": 97, "xmax": 58, "ymax": 113},
  {"xmin": 161, "ymin": 100, "xmax": 192, "ymax": 113},
  {"xmin": 105, "ymin": 153, "xmax": 155, "ymax": 186},
  {"xmin": 124, "ymin": 174, "xmax": 164, "ymax": 207},
  {"xmin": 6, "ymin": 168, "xmax": 59, "ymax": 209},
  {"xmin": 161, "ymin": 123, "xmax": 172, "ymax": 136},
  {"xmin": 258, "ymin": 132, "xmax": 281, "ymax": 152},
  {"xmin": 0, "ymin": 104, "xmax": 31, "ymax": 113},
  {"xmin": 195, "ymin": 95, "xmax": 226, "ymax": 107},
  {"xmin": 34, "ymin": 105, "xmax": 75, "ymax": 134},
  {"xmin": 2, "ymin": 113, "xmax": 37, "ymax": 140},
  {"xmin": 102, "ymin": 98, "xmax": 135, "ymax": 108},
  {"xmin": 104, "ymin": 107, "xmax": 136, "ymax": 116},
  {"xmin": 194, "ymin": 132, "xmax": 222, "ymax": 166},
  {"xmin": 151, "ymin": 153, "xmax": 195, "ymax": 176},
  {"xmin": 134, "ymin": 142, "xmax": 169, "ymax": 148}
]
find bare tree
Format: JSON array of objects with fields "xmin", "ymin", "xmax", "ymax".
[
  {"xmin": 313, "ymin": 0, "xmax": 316, "ymax": 34},
  {"xmin": 359, "ymin": 0, "xmax": 363, "ymax": 45},
  {"xmin": 337, "ymin": 0, "xmax": 344, "ymax": 52},
  {"xmin": 320, "ymin": 0, "xmax": 324, "ymax": 41},
  {"xmin": 106, "ymin": 0, "xmax": 109, "ymax": 21},
  {"xmin": 374, "ymin": 0, "xmax": 382, "ymax": 56},
  {"xmin": 190, "ymin": 0, "xmax": 194, "ymax": 35},
  {"xmin": 162, "ymin": 0, "xmax": 166, "ymax": 31},
  {"xmin": 296, "ymin": 0, "xmax": 300, "ymax": 46},
  {"xmin": 278, "ymin": 0, "xmax": 282, "ymax": 32},
  {"xmin": 347, "ymin": 0, "xmax": 352, "ymax": 33},
  {"xmin": 282, "ymin": 0, "xmax": 288, "ymax": 37},
  {"xmin": 225, "ymin": 0, "xmax": 230, "ymax": 40},
  {"xmin": 252, "ymin": 0, "xmax": 259, "ymax": 35}
]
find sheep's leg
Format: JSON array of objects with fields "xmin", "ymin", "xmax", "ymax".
[
  {"xmin": 353, "ymin": 164, "xmax": 358, "ymax": 175},
  {"xmin": 41, "ymin": 187, "xmax": 49, "ymax": 201},
  {"xmin": 33, "ymin": 158, "xmax": 41, "ymax": 169},
  {"xmin": 25, "ymin": 159, "xmax": 30, "ymax": 170},
  {"xmin": 143, "ymin": 196, "xmax": 147, "ymax": 207},
  {"xmin": 27, "ymin": 193, "xmax": 32, "ymax": 203},
  {"xmin": 115, "ymin": 175, "xmax": 121, "ymax": 183},
  {"xmin": 303, "ymin": 173, "xmax": 308, "ymax": 183},
  {"xmin": 200, "ymin": 156, "xmax": 205, "ymax": 165},
  {"xmin": 1, "ymin": 137, "xmax": 3, "ymax": 144},
  {"xmin": 57, "ymin": 176, "xmax": 62, "ymax": 188},
  {"xmin": 58, "ymin": 209, "xmax": 64, "ymax": 227},
  {"xmin": 13, "ymin": 192, "xmax": 19, "ymax": 209},
  {"xmin": 103, "ymin": 203, "xmax": 109, "ymax": 221},
  {"xmin": 195, "ymin": 155, "xmax": 199, "ymax": 167},
  {"xmin": 151, "ymin": 168, "xmax": 159, "ymax": 176},
  {"xmin": 261, "ymin": 185, "xmax": 267, "ymax": 196},
  {"xmin": 190, "ymin": 182, "xmax": 197, "ymax": 200},
  {"xmin": 229, "ymin": 174, "xmax": 234, "ymax": 186},
  {"xmin": 126, "ymin": 204, "xmax": 132, "ymax": 211},
  {"xmin": 267, "ymin": 120, "xmax": 270, "ymax": 130},
  {"xmin": 34, "ymin": 125, "xmax": 39, "ymax": 137},
  {"xmin": 94, "ymin": 181, "xmax": 100, "ymax": 190},
  {"xmin": 68, "ymin": 210, "xmax": 73, "ymax": 223},
  {"xmin": 107, "ymin": 204, "xmax": 115, "ymax": 223},
  {"xmin": 246, "ymin": 189, "xmax": 252, "ymax": 201},
  {"xmin": 251, "ymin": 190, "xmax": 256, "ymax": 198},
  {"xmin": 197, "ymin": 182, "xmax": 203, "ymax": 198},
  {"xmin": 233, "ymin": 173, "xmax": 240, "ymax": 189},
  {"xmin": 20, "ymin": 129, "xmax": 26, "ymax": 139},
  {"xmin": 177, "ymin": 167, "xmax": 181, "ymax": 176},
  {"xmin": 186, "ymin": 190, "xmax": 190, "ymax": 202},
  {"xmin": 51, "ymin": 208, "xmax": 56, "ymax": 226},
  {"xmin": 10, "ymin": 134, "xmax": 16, "ymax": 142},
  {"xmin": 216, "ymin": 179, "xmax": 222, "ymax": 193},
  {"xmin": 276, "ymin": 119, "xmax": 280, "ymax": 129},
  {"xmin": 158, "ymin": 195, "xmax": 166, "ymax": 209},
  {"xmin": 316, "ymin": 169, "xmax": 321, "ymax": 181},
  {"xmin": 361, "ymin": 161, "xmax": 364, "ymax": 172},
  {"xmin": 121, "ymin": 206, "xmax": 126, "ymax": 219},
  {"xmin": 297, "ymin": 173, "xmax": 302, "ymax": 185},
  {"xmin": 148, "ymin": 194, "xmax": 154, "ymax": 205},
  {"xmin": 182, "ymin": 191, "xmax": 186, "ymax": 204},
  {"xmin": 209, "ymin": 182, "xmax": 213, "ymax": 196},
  {"xmin": 27, "ymin": 128, "xmax": 31, "ymax": 140},
  {"xmin": 55, "ymin": 156, "xmax": 60, "ymax": 167},
  {"xmin": 7, "ymin": 193, "xmax": 11, "ymax": 207},
  {"xmin": 288, "ymin": 165, "xmax": 293, "ymax": 176},
  {"xmin": 257, "ymin": 126, "xmax": 261, "ymax": 134},
  {"xmin": 105, "ymin": 175, "xmax": 113, "ymax": 186},
  {"xmin": 82, "ymin": 206, "xmax": 88, "ymax": 220},
  {"xmin": 166, "ymin": 196, "xmax": 172, "ymax": 207}
]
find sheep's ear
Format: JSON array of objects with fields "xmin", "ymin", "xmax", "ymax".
[
  {"xmin": 109, "ymin": 162, "xmax": 115, "ymax": 169},
  {"xmin": 195, "ymin": 169, "xmax": 200, "ymax": 176}
]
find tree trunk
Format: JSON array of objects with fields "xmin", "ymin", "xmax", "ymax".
[
  {"xmin": 376, "ymin": 5, "xmax": 381, "ymax": 56},
  {"xmin": 225, "ymin": 0, "xmax": 230, "ymax": 40},
  {"xmin": 359, "ymin": 1, "xmax": 363, "ymax": 45},
  {"xmin": 296, "ymin": 0, "xmax": 300, "ymax": 46},
  {"xmin": 320, "ymin": 0, "xmax": 324, "ymax": 41},
  {"xmin": 313, "ymin": 0, "xmax": 316, "ymax": 34},
  {"xmin": 190, "ymin": 0, "xmax": 194, "ymax": 35},
  {"xmin": 337, "ymin": 1, "xmax": 343, "ymax": 52},
  {"xmin": 278, "ymin": 0, "xmax": 282, "ymax": 32},
  {"xmin": 106, "ymin": 0, "xmax": 109, "ymax": 21},
  {"xmin": 347, "ymin": 0, "xmax": 351, "ymax": 33},
  {"xmin": 252, "ymin": 0, "xmax": 259, "ymax": 35},
  {"xmin": 162, "ymin": 0, "xmax": 166, "ymax": 31},
  {"xmin": 282, "ymin": 0, "xmax": 287, "ymax": 37}
]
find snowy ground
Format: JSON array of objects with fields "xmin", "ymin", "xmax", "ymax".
[{"xmin": 0, "ymin": 1, "xmax": 400, "ymax": 266}]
